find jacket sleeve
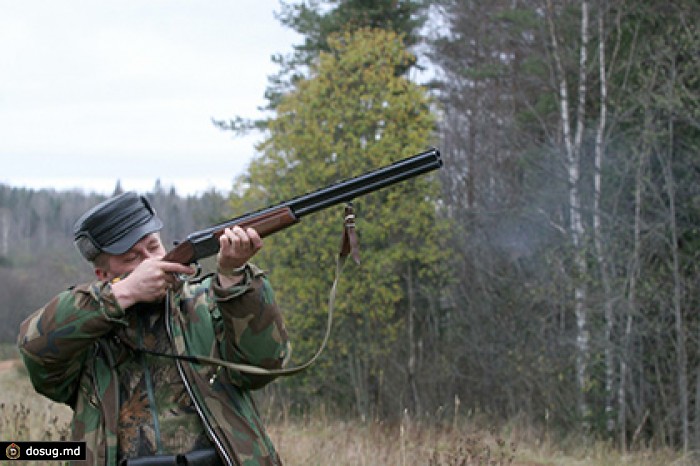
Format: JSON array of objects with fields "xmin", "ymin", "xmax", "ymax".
[
  {"xmin": 17, "ymin": 281, "xmax": 127, "ymax": 405},
  {"xmin": 210, "ymin": 264, "xmax": 290, "ymax": 390}
]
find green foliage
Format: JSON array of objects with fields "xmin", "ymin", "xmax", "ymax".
[
  {"xmin": 239, "ymin": 28, "xmax": 447, "ymax": 411},
  {"xmin": 277, "ymin": 0, "xmax": 427, "ymax": 59}
]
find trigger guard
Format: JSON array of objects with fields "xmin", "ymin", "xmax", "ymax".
[{"xmin": 177, "ymin": 262, "xmax": 202, "ymax": 282}]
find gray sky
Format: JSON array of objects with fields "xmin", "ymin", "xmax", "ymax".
[{"xmin": 0, "ymin": 0, "xmax": 300, "ymax": 196}]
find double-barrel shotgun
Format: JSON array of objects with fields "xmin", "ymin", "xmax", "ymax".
[{"xmin": 163, "ymin": 148, "xmax": 442, "ymax": 266}]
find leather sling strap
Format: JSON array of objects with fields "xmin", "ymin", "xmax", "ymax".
[{"xmin": 135, "ymin": 204, "xmax": 360, "ymax": 378}]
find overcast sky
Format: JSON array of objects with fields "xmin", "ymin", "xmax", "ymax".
[{"xmin": 0, "ymin": 0, "xmax": 301, "ymax": 196}]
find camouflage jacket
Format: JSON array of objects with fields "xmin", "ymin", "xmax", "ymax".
[{"xmin": 18, "ymin": 264, "xmax": 289, "ymax": 466}]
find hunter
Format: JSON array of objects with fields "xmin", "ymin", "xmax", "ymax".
[{"xmin": 18, "ymin": 191, "xmax": 289, "ymax": 466}]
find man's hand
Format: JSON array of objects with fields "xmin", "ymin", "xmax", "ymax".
[
  {"xmin": 216, "ymin": 226, "xmax": 263, "ymax": 287},
  {"xmin": 111, "ymin": 259, "xmax": 195, "ymax": 309}
]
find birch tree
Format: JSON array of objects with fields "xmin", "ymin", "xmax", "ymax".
[{"xmin": 545, "ymin": 0, "xmax": 592, "ymax": 428}]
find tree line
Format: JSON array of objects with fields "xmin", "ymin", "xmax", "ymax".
[{"xmin": 2, "ymin": 0, "xmax": 698, "ymax": 455}]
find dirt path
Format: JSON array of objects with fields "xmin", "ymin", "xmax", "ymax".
[{"xmin": 0, "ymin": 359, "xmax": 18, "ymax": 372}]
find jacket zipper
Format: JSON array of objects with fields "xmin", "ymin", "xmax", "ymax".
[{"xmin": 164, "ymin": 292, "xmax": 235, "ymax": 466}]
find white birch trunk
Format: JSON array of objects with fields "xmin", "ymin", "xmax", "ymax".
[
  {"xmin": 592, "ymin": 6, "xmax": 616, "ymax": 437},
  {"xmin": 546, "ymin": 0, "xmax": 590, "ymax": 428}
]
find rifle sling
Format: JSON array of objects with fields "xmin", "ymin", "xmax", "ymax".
[{"xmin": 135, "ymin": 204, "xmax": 360, "ymax": 378}]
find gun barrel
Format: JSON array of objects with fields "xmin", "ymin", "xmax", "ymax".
[{"xmin": 288, "ymin": 147, "xmax": 442, "ymax": 217}]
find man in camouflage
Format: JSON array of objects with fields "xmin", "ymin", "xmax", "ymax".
[{"xmin": 18, "ymin": 192, "xmax": 290, "ymax": 465}]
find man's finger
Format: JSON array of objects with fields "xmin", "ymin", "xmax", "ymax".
[
  {"xmin": 160, "ymin": 261, "xmax": 196, "ymax": 275},
  {"xmin": 247, "ymin": 227, "xmax": 263, "ymax": 250}
]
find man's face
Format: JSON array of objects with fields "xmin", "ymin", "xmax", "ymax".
[{"xmin": 94, "ymin": 233, "xmax": 166, "ymax": 281}]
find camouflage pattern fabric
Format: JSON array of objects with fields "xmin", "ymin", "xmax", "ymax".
[
  {"xmin": 18, "ymin": 264, "xmax": 289, "ymax": 466},
  {"xmin": 115, "ymin": 301, "xmax": 212, "ymax": 459}
]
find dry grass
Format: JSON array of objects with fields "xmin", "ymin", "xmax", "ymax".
[
  {"xmin": 0, "ymin": 360, "xmax": 73, "ymax": 466},
  {"xmin": 268, "ymin": 415, "xmax": 521, "ymax": 465},
  {"xmin": 0, "ymin": 359, "xmax": 689, "ymax": 466},
  {"xmin": 0, "ymin": 360, "xmax": 72, "ymax": 441},
  {"xmin": 267, "ymin": 412, "xmax": 686, "ymax": 466}
]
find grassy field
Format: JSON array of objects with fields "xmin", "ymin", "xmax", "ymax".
[
  {"xmin": 0, "ymin": 354, "xmax": 691, "ymax": 466},
  {"xmin": 264, "ymin": 413, "xmax": 687, "ymax": 466}
]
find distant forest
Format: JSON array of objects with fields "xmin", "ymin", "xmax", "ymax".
[{"xmin": 0, "ymin": 182, "xmax": 231, "ymax": 342}]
